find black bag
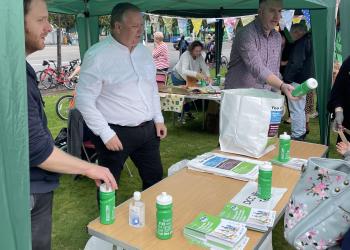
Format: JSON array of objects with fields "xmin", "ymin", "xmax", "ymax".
[{"xmin": 54, "ymin": 128, "xmax": 67, "ymax": 150}]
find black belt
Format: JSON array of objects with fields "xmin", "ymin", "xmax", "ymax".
[{"xmin": 110, "ymin": 120, "xmax": 152, "ymax": 128}]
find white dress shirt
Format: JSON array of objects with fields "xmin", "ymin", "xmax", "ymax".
[
  {"xmin": 173, "ymin": 50, "xmax": 210, "ymax": 80},
  {"xmin": 76, "ymin": 35, "xmax": 164, "ymax": 144}
]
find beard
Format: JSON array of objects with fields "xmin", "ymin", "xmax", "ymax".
[{"xmin": 25, "ymin": 27, "xmax": 45, "ymax": 55}]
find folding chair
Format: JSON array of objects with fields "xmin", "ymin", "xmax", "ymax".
[
  {"xmin": 67, "ymin": 108, "xmax": 133, "ymax": 178},
  {"xmin": 156, "ymin": 70, "xmax": 170, "ymax": 88}
]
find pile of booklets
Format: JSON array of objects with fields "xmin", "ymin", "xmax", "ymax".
[
  {"xmin": 219, "ymin": 203, "xmax": 276, "ymax": 232},
  {"xmin": 187, "ymin": 152, "xmax": 262, "ymax": 181},
  {"xmin": 184, "ymin": 212, "xmax": 249, "ymax": 250},
  {"xmin": 183, "ymin": 182, "xmax": 287, "ymax": 248}
]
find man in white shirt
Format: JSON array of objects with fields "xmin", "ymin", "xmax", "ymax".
[{"xmin": 76, "ymin": 2, "xmax": 167, "ymax": 190}]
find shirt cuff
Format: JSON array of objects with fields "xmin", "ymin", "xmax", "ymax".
[
  {"xmin": 99, "ymin": 127, "xmax": 116, "ymax": 144},
  {"xmin": 260, "ymin": 68, "xmax": 273, "ymax": 83},
  {"xmin": 153, "ymin": 115, "xmax": 164, "ymax": 124}
]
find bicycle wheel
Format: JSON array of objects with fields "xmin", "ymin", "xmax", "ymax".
[
  {"xmin": 39, "ymin": 70, "xmax": 53, "ymax": 89},
  {"xmin": 56, "ymin": 95, "xmax": 74, "ymax": 120},
  {"xmin": 63, "ymin": 78, "xmax": 76, "ymax": 90}
]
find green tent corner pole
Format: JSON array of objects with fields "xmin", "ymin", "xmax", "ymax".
[
  {"xmin": 0, "ymin": 0, "xmax": 31, "ymax": 248},
  {"xmin": 340, "ymin": 0, "xmax": 350, "ymax": 60},
  {"xmin": 215, "ymin": 19, "xmax": 224, "ymax": 75}
]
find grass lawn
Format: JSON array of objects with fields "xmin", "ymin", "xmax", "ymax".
[{"xmin": 43, "ymin": 93, "xmax": 340, "ymax": 250}]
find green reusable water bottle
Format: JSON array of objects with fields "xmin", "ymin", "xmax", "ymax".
[
  {"xmin": 156, "ymin": 192, "xmax": 173, "ymax": 240},
  {"xmin": 99, "ymin": 183, "xmax": 115, "ymax": 225},
  {"xmin": 278, "ymin": 132, "xmax": 291, "ymax": 163},
  {"xmin": 291, "ymin": 78, "xmax": 318, "ymax": 97},
  {"xmin": 257, "ymin": 163, "xmax": 273, "ymax": 200}
]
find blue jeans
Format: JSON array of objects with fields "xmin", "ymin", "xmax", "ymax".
[
  {"xmin": 288, "ymin": 92, "xmax": 306, "ymax": 138},
  {"xmin": 171, "ymin": 72, "xmax": 186, "ymax": 86}
]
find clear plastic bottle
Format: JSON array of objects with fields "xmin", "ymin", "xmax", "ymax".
[{"xmin": 129, "ymin": 191, "xmax": 145, "ymax": 228}]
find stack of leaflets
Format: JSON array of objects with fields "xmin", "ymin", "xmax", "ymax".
[
  {"xmin": 270, "ymin": 157, "xmax": 307, "ymax": 171},
  {"xmin": 219, "ymin": 203, "xmax": 276, "ymax": 232},
  {"xmin": 187, "ymin": 152, "xmax": 262, "ymax": 181},
  {"xmin": 230, "ymin": 181, "xmax": 287, "ymax": 210},
  {"xmin": 184, "ymin": 212, "xmax": 249, "ymax": 250}
]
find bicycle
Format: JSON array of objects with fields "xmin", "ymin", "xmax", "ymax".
[
  {"xmin": 56, "ymin": 93, "xmax": 75, "ymax": 120},
  {"xmin": 38, "ymin": 59, "xmax": 80, "ymax": 90}
]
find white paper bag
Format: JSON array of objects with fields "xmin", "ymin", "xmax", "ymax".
[{"xmin": 219, "ymin": 89, "xmax": 284, "ymax": 158}]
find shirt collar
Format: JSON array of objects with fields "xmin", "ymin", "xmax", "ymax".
[{"xmin": 108, "ymin": 34, "xmax": 141, "ymax": 52}]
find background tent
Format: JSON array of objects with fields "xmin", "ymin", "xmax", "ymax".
[{"xmin": 1, "ymin": 0, "xmax": 339, "ymax": 249}]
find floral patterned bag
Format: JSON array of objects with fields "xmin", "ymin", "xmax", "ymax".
[{"xmin": 284, "ymin": 157, "xmax": 350, "ymax": 249}]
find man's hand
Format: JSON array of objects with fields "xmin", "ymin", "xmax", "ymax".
[
  {"xmin": 105, "ymin": 135, "xmax": 123, "ymax": 151},
  {"xmin": 155, "ymin": 122, "xmax": 167, "ymax": 139},
  {"xmin": 281, "ymin": 83, "xmax": 299, "ymax": 101},
  {"xmin": 83, "ymin": 165, "xmax": 118, "ymax": 190},
  {"xmin": 335, "ymin": 110, "xmax": 344, "ymax": 130}
]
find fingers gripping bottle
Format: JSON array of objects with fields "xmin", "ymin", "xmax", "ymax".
[
  {"xmin": 129, "ymin": 191, "xmax": 145, "ymax": 228},
  {"xmin": 99, "ymin": 183, "xmax": 115, "ymax": 225},
  {"xmin": 156, "ymin": 192, "xmax": 173, "ymax": 240},
  {"xmin": 291, "ymin": 78, "xmax": 318, "ymax": 97}
]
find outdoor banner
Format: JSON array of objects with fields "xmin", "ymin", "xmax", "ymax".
[
  {"xmin": 224, "ymin": 17, "xmax": 237, "ymax": 41},
  {"xmin": 280, "ymin": 10, "xmax": 295, "ymax": 31},
  {"xmin": 162, "ymin": 17, "xmax": 173, "ymax": 34},
  {"xmin": 301, "ymin": 9, "xmax": 311, "ymax": 29},
  {"xmin": 191, "ymin": 18, "xmax": 202, "ymax": 36},
  {"xmin": 292, "ymin": 16, "xmax": 302, "ymax": 24},
  {"xmin": 149, "ymin": 15, "xmax": 159, "ymax": 32},
  {"xmin": 177, "ymin": 18, "xmax": 188, "ymax": 35},
  {"xmin": 240, "ymin": 15, "xmax": 255, "ymax": 26}
]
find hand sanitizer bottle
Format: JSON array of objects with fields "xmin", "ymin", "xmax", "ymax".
[{"xmin": 129, "ymin": 191, "xmax": 145, "ymax": 228}]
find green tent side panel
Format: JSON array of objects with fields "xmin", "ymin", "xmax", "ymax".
[
  {"xmin": 311, "ymin": 5, "xmax": 336, "ymax": 145},
  {"xmin": 0, "ymin": 0, "xmax": 31, "ymax": 249},
  {"xmin": 340, "ymin": 0, "xmax": 350, "ymax": 60},
  {"xmin": 76, "ymin": 15, "xmax": 99, "ymax": 59}
]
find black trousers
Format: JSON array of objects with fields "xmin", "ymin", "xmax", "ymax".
[
  {"xmin": 31, "ymin": 192, "xmax": 54, "ymax": 250},
  {"xmin": 92, "ymin": 121, "xmax": 163, "ymax": 190}
]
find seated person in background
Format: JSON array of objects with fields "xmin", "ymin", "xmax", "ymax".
[
  {"xmin": 152, "ymin": 31, "xmax": 170, "ymax": 72},
  {"xmin": 171, "ymin": 40, "xmax": 212, "ymax": 86}
]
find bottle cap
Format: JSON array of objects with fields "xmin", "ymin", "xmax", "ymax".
[
  {"xmin": 99, "ymin": 183, "xmax": 113, "ymax": 193},
  {"xmin": 306, "ymin": 78, "xmax": 318, "ymax": 89},
  {"xmin": 259, "ymin": 162, "xmax": 272, "ymax": 171},
  {"xmin": 156, "ymin": 192, "xmax": 172, "ymax": 205},
  {"xmin": 279, "ymin": 132, "xmax": 291, "ymax": 140},
  {"xmin": 133, "ymin": 191, "xmax": 141, "ymax": 201}
]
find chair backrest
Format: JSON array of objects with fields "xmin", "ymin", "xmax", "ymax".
[{"xmin": 156, "ymin": 71, "xmax": 169, "ymax": 88}]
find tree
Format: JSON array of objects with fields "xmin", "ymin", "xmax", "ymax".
[{"xmin": 49, "ymin": 13, "xmax": 75, "ymax": 31}]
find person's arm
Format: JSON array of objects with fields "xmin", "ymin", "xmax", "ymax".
[
  {"xmin": 75, "ymin": 52, "xmax": 116, "ymax": 144},
  {"xmin": 152, "ymin": 45, "xmax": 162, "ymax": 59},
  {"xmin": 236, "ymin": 31, "xmax": 295, "ymax": 98},
  {"xmin": 328, "ymin": 57, "xmax": 350, "ymax": 113},
  {"xmin": 180, "ymin": 53, "xmax": 199, "ymax": 78},
  {"xmin": 39, "ymin": 147, "xmax": 117, "ymax": 189}
]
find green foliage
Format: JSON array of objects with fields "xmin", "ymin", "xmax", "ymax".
[{"xmin": 49, "ymin": 13, "xmax": 76, "ymax": 31}]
